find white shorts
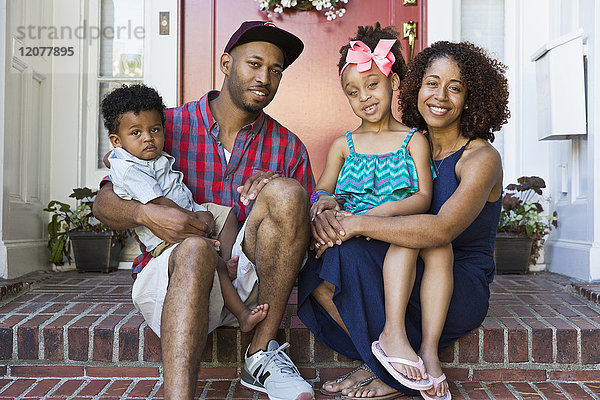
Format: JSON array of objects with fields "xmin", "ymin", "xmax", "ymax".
[{"xmin": 131, "ymin": 222, "xmax": 259, "ymax": 337}]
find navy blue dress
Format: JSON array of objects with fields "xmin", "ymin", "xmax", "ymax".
[{"xmin": 297, "ymin": 142, "xmax": 501, "ymax": 394}]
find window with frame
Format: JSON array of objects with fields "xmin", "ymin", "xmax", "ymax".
[
  {"xmin": 96, "ymin": 0, "xmax": 145, "ymax": 168},
  {"xmin": 460, "ymin": 0, "xmax": 505, "ymax": 159}
]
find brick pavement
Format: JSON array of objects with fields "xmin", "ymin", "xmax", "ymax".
[
  {"xmin": 0, "ymin": 270, "xmax": 599, "ymax": 399},
  {"xmin": 0, "ymin": 377, "xmax": 599, "ymax": 399}
]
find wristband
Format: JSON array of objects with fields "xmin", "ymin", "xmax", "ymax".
[{"xmin": 310, "ymin": 190, "xmax": 337, "ymax": 207}]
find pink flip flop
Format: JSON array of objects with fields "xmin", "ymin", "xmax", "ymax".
[
  {"xmin": 420, "ymin": 374, "xmax": 452, "ymax": 400},
  {"xmin": 371, "ymin": 341, "xmax": 433, "ymax": 390}
]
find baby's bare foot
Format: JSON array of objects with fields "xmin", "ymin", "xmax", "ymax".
[{"xmin": 238, "ymin": 303, "xmax": 269, "ymax": 332}]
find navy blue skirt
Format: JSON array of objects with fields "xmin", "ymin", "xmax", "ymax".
[{"xmin": 297, "ymin": 237, "xmax": 491, "ymax": 394}]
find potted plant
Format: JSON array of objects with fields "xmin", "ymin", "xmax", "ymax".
[
  {"xmin": 495, "ymin": 176, "xmax": 558, "ymax": 274},
  {"xmin": 44, "ymin": 187, "xmax": 129, "ymax": 273}
]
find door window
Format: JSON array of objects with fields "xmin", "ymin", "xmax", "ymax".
[{"xmin": 96, "ymin": 0, "xmax": 144, "ymax": 168}]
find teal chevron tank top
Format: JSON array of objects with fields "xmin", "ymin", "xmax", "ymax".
[{"xmin": 334, "ymin": 128, "xmax": 421, "ymax": 215}]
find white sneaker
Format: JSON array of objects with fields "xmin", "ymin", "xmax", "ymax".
[{"xmin": 241, "ymin": 340, "xmax": 314, "ymax": 400}]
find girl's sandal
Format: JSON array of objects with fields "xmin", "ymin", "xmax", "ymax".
[
  {"xmin": 420, "ymin": 373, "xmax": 452, "ymax": 400},
  {"xmin": 372, "ymin": 340, "xmax": 433, "ymax": 390}
]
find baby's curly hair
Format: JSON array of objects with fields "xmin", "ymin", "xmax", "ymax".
[
  {"xmin": 338, "ymin": 22, "xmax": 407, "ymax": 80},
  {"xmin": 399, "ymin": 41, "xmax": 510, "ymax": 142},
  {"xmin": 101, "ymin": 84, "xmax": 166, "ymax": 135}
]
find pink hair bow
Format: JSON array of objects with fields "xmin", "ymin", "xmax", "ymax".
[{"xmin": 340, "ymin": 39, "xmax": 396, "ymax": 77}]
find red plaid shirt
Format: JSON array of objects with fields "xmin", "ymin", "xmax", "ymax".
[{"xmin": 130, "ymin": 91, "xmax": 314, "ymax": 274}]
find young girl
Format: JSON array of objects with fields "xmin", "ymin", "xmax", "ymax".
[{"xmin": 311, "ymin": 24, "xmax": 453, "ymax": 400}]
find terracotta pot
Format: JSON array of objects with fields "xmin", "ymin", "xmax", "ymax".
[
  {"xmin": 493, "ymin": 232, "xmax": 533, "ymax": 275},
  {"xmin": 69, "ymin": 230, "xmax": 122, "ymax": 273}
]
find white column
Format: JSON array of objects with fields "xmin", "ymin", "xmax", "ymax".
[
  {"xmin": 589, "ymin": 0, "xmax": 600, "ymax": 280},
  {"xmin": 0, "ymin": 0, "xmax": 8, "ymax": 277}
]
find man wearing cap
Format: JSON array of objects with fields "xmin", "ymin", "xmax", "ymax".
[{"xmin": 93, "ymin": 21, "xmax": 315, "ymax": 400}]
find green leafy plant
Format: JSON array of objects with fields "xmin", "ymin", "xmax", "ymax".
[
  {"xmin": 498, "ymin": 176, "xmax": 558, "ymax": 265},
  {"xmin": 44, "ymin": 187, "xmax": 128, "ymax": 265}
]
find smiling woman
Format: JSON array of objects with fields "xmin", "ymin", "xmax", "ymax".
[
  {"xmin": 416, "ymin": 57, "xmax": 467, "ymax": 134},
  {"xmin": 400, "ymin": 41, "xmax": 510, "ymax": 142}
]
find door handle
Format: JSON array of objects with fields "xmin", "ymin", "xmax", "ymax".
[{"xmin": 402, "ymin": 21, "xmax": 418, "ymax": 62}]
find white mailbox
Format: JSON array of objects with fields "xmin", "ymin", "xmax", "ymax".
[{"xmin": 531, "ymin": 30, "xmax": 587, "ymax": 140}]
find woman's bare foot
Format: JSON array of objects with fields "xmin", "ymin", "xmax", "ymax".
[
  {"xmin": 238, "ymin": 304, "xmax": 269, "ymax": 332},
  {"xmin": 342, "ymin": 377, "xmax": 405, "ymax": 398},
  {"xmin": 378, "ymin": 330, "xmax": 427, "ymax": 381},
  {"xmin": 419, "ymin": 349, "xmax": 449, "ymax": 398},
  {"xmin": 321, "ymin": 367, "xmax": 373, "ymax": 394}
]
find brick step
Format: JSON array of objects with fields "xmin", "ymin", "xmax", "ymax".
[
  {"xmin": 0, "ymin": 271, "xmax": 51, "ymax": 302},
  {"xmin": 572, "ymin": 281, "xmax": 600, "ymax": 305},
  {"xmin": 0, "ymin": 377, "xmax": 599, "ymax": 399},
  {"xmin": 1, "ymin": 271, "xmax": 599, "ymax": 384}
]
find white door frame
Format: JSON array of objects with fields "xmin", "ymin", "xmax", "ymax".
[
  {"xmin": 0, "ymin": 0, "xmax": 8, "ymax": 277},
  {"xmin": 83, "ymin": 0, "xmax": 179, "ymax": 188}
]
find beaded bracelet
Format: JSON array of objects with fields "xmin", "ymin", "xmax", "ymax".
[{"xmin": 310, "ymin": 190, "xmax": 337, "ymax": 207}]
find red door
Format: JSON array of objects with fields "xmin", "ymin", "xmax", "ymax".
[{"xmin": 181, "ymin": 0, "xmax": 426, "ymax": 179}]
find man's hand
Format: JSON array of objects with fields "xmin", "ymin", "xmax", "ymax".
[
  {"xmin": 313, "ymin": 210, "xmax": 356, "ymax": 258},
  {"xmin": 309, "ymin": 194, "xmax": 342, "ymax": 257},
  {"xmin": 141, "ymin": 202, "xmax": 215, "ymax": 244},
  {"xmin": 236, "ymin": 170, "xmax": 280, "ymax": 206},
  {"xmin": 194, "ymin": 210, "xmax": 216, "ymax": 235},
  {"xmin": 311, "ymin": 209, "xmax": 346, "ymax": 257},
  {"xmin": 309, "ymin": 196, "xmax": 340, "ymax": 221}
]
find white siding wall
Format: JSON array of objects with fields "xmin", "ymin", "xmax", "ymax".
[
  {"xmin": 592, "ymin": 0, "xmax": 600, "ymax": 280},
  {"xmin": 540, "ymin": 0, "xmax": 597, "ymax": 281}
]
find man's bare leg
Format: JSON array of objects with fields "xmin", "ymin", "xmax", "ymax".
[
  {"xmin": 161, "ymin": 237, "xmax": 217, "ymax": 400},
  {"xmin": 242, "ymin": 178, "xmax": 309, "ymax": 353}
]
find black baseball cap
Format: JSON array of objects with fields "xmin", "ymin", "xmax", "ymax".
[{"xmin": 224, "ymin": 21, "xmax": 304, "ymax": 70}]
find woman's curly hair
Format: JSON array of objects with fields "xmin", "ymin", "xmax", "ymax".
[
  {"xmin": 338, "ymin": 22, "xmax": 407, "ymax": 80},
  {"xmin": 399, "ymin": 41, "xmax": 510, "ymax": 142},
  {"xmin": 101, "ymin": 84, "xmax": 166, "ymax": 135}
]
